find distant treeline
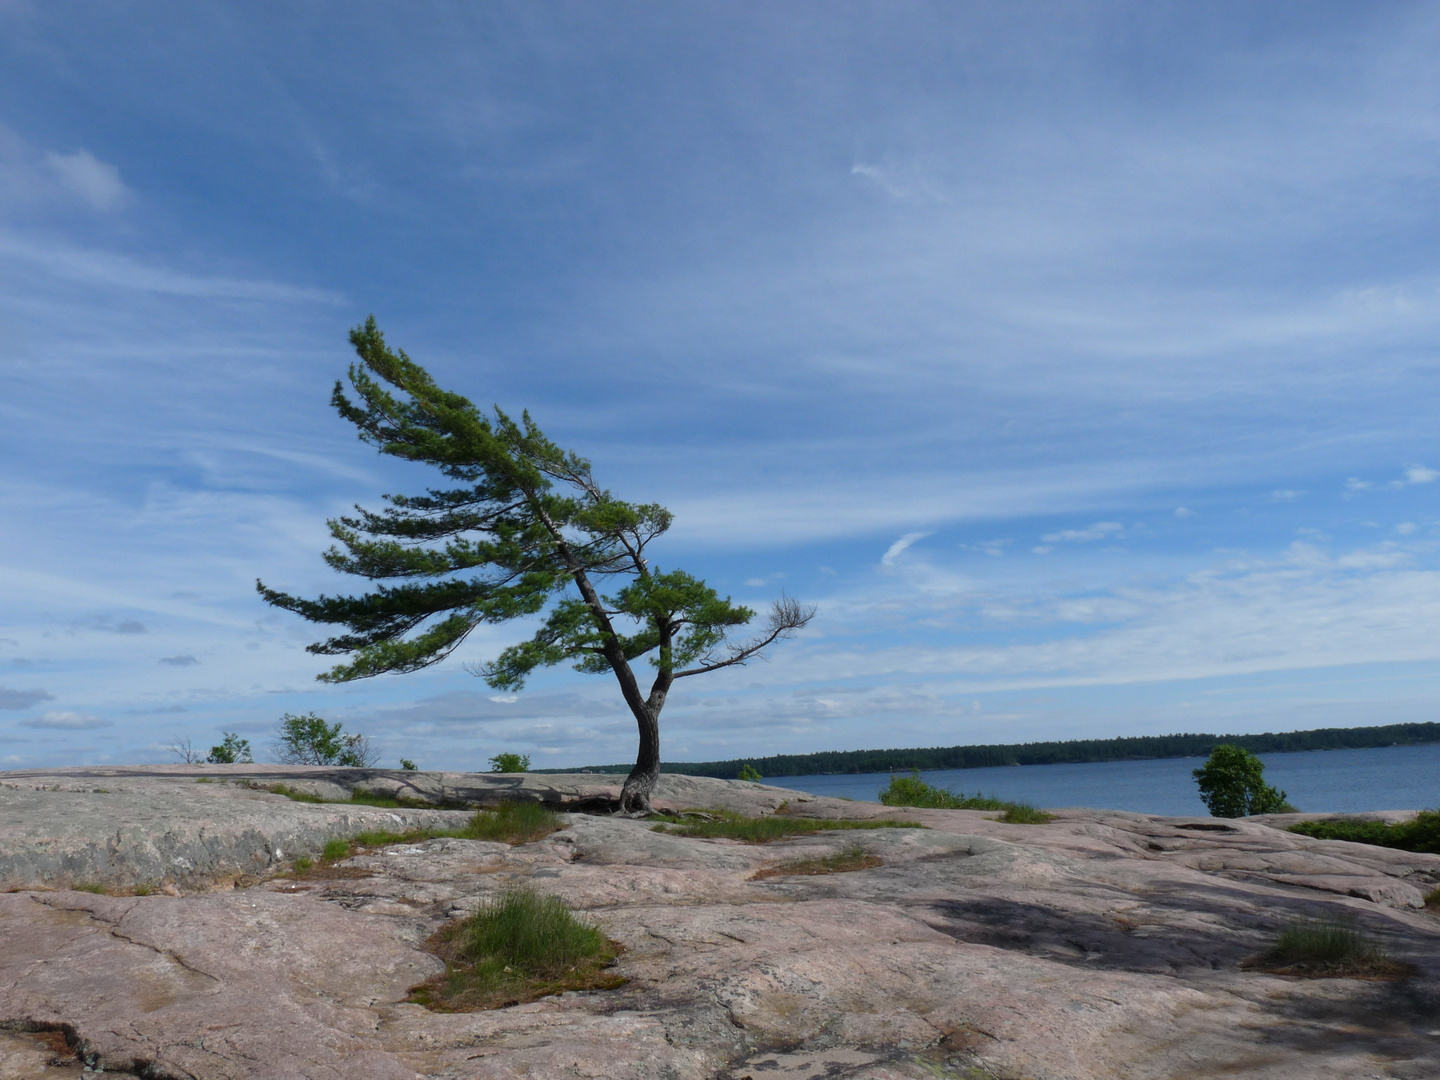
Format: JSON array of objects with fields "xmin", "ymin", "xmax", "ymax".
[{"xmin": 552, "ymin": 721, "xmax": 1440, "ymax": 778}]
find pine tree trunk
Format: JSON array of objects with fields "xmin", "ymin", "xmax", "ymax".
[{"xmin": 619, "ymin": 706, "xmax": 660, "ymax": 812}]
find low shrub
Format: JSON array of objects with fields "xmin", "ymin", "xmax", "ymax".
[
  {"xmin": 1289, "ymin": 809, "xmax": 1440, "ymax": 855},
  {"xmin": 751, "ymin": 846, "xmax": 882, "ymax": 880},
  {"xmin": 652, "ymin": 811, "xmax": 922, "ymax": 843},
  {"xmin": 879, "ymin": 772, "xmax": 1053, "ymax": 823},
  {"xmin": 292, "ymin": 856, "xmax": 313, "ymax": 874},
  {"xmin": 409, "ymin": 886, "xmax": 623, "ymax": 1011},
  {"xmin": 1243, "ymin": 918, "xmax": 1413, "ymax": 978},
  {"xmin": 133, "ymin": 884, "xmax": 154, "ymax": 896},
  {"xmin": 1425, "ymin": 886, "xmax": 1440, "ymax": 911}
]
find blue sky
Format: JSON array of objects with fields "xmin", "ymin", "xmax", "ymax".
[{"xmin": 5, "ymin": 2, "xmax": 1440, "ymax": 771}]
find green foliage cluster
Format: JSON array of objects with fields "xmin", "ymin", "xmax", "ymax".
[
  {"xmin": 878, "ymin": 772, "xmax": 1053, "ymax": 823},
  {"xmin": 207, "ymin": 732, "xmax": 253, "ymax": 764},
  {"xmin": 489, "ymin": 752, "xmax": 530, "ymax": 773},
  {"xmin": 554, "ymin": 720, "xmax": 1440, "ymax": 778},
  {"xmin": 737, "ymin": 763, "xmax": 762, "ymax": 781},
  {"xmin": 272, "ymin": 712, "xmax": 378, "ymax": 767},
  {"xmin": 411, "ymin": 886, "xmax": 622, "ymax": 1011},
  {"xmin": 651, "ymin": 811, "xmax": 922, "ymax": 843},
  {"xmin": 1193, "ymin": 744, "xmax": 1295, "ymax": 818},
  {"xmin": 399, "ymin": 758, "xmax": 418, "ymax": 771},
  {"xmin": 1288, "ymin": 809, "xmax": 1440, "ymax": 854}
]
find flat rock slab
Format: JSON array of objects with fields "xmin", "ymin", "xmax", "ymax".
[{"xmin": 1, "ymin": 766, "xmax": 1439, "ymax": 1078}]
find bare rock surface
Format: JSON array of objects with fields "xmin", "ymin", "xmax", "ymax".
[{"xmin": 1, "ymin": 765, "xmax": 1439, "ymax": 1078}]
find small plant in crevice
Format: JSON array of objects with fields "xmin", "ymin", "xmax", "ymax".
[
  {"xmin": 292, "ymin": 856, "xmax": 314, "ymax": 874},
  {"xmin": 1425, "ymin": 886, "xmax": 1440, "ymax": 911},
  {"xmin": 751, "ymin": 846, "xmax": 882, "ymax": 880},
  {"xmin": 1242, "ymin": 918, "xmax": 1415, "ymax": 979},
  {"xmin": 409, "ymin": 886, "xmax": 623, "ymax": 1011},
  {"xmin": 72, "ymin": 882, "xmax": 106, "ymax": 894}
]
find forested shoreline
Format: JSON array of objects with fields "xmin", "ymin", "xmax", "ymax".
[{"xmin": 552, "ymin": 721, "xmax": 1440, "ymax": 778}]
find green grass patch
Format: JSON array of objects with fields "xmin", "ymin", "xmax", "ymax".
[
  {"xmin": 751, "ymin": 846, "xmax": 882, "ymax": 880},
  {"xmin": 72, "ymin": 882, "xmax": 105, "ymax": 894},
  {"xmin": 409, "ymin": 886, "xmax": 623, "ymax": 1011},
  {"xmin": 879, "ymin": 771, "xmax": 1054, "ymax": 823},
  {"xmin": 292, "ymin": 856, "xmax": 313, "ymax": 874},
  {"xmin": 1288, "ymin": 809, "xmax": 1440, "ymax": 855},
  {"xmin": 194, "ymin": 777, "xmax": 213, "ymax": 784},
  {"xmin": 321, "ymin": 838, "xmax": 352, "ymax": 861},
  {"xmin": 270, "ymin": 783, "xmax": 328, "ymax": 804},
  {"xmin": 1424, "ymin": 886, "xmax": 1440, "ymax": 911},
  {"xmin": 651, "ymin": 810, "xmax": 922, "ymax": 843},
  {"xmin": 459, "ymin": 801, "xmax": 563, "ymax": 844},
  {"xmin": 297, "ymin": 802, "xmax": 565, "ymax": 870},
  {"xmin": 1242, "ymin": 918, "xmax": 1414, "ymax": 979},
  {"xmin": 133, "ymin": 883, "xmax": 154, "ymax": 896},
  {"xmin": 999, "ymin": 803, "xmax": 1054, "ymax": 824}
]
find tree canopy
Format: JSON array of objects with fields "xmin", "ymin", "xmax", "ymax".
[{"xmin": 258, "ymin": 318, "xmax": 813, "ymax": 810}]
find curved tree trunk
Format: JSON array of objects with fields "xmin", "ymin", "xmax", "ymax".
[{"xmin": 619, "ymin": 706, "xmax": 660, "ymax": 812}]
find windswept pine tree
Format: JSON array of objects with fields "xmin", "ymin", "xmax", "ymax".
[{"xmin": 258, "ymin": 318, "xmax": 813, "ymax": 810}]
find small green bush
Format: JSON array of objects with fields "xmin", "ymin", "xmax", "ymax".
[
  {"xmin": 737, "ymin": 763, "xmax": 762, "ymax": 781},
  {"xmin": 1193, "ymin": 744, "xmax": 1295, "ymax": 818},
  {"xmin": 652, "ymin": 811, "xmax": 922, "ymax": 843},
  {"xmin": 321, "ymin": 838, "xmax": 351, "ymax": 861},
  {"xmin": 1425, "ymin": 886, "xmax": 1440, "ymax": 910},
  {"xmin": 462, "ymin": 802, "xmax": 563, "ymax": 845},
  {"xmin": 1289, "ymin": 809, "xmax": 1440, "ymax": 855},
  {"xmin": 879, "ymin": 772, "xmax": 1053, "ymax": 822},
  {"xmin": 399, "ymin": 758, "xmax": 418, "ymax": 771},
  {"xmin": 273, "ymin": 712, "xmax": 378, "ymax": 767},
  {"xmin": 293, "ymin": 856, "xmax": 313, "ymax": 873},
  {"xmin": 488, "ymin": 752, "xmax": 530, "ymax": 773},
  {"xmin": 411, "ymin": 886, "xmax": 622, "ymax": 1010},
  {"xmin": 207, "ymin": 732, "xmax": 253, "ymax": 764}
]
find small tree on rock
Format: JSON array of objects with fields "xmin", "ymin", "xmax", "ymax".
[
  {"xmin": 272, "ymin": 712, "xmax": 379, "ymax": 767},
  {"xmin": 257, "ymin": 318, "xmax": 813, "ymax": 811},
  {"xmin": 1193, "ymin": 744, "xmax": 1294, "ymax": 817},
  {"xmin": 489, "ymin": 752, "xmax": 530, "ymax": 773},
  {"xmin": 207, "ymin": 733, "xmax": 253, "ymax": 764}
]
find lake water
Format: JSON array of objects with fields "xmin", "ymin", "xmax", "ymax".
[{"xmin": 767, "ymin": 742, "xmax": 1440, "ymax": 816}]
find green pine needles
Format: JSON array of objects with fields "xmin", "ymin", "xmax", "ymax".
[{"xmin": 258, "ymin": 318, "xmax": 813, "ymax": 811}]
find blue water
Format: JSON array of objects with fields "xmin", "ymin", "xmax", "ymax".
[{"xmin": 767, "ymin": 743, "xmax": 1440, "ymax": 816}]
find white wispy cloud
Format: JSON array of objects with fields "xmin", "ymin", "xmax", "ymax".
[
  {"xmin": 43, "ymin": 148, "xmax": 128, "ymax": 211},
  {"xmin": 880, "ymin": 531, "xmax": 932, "ymax": 566},
  {"xmin": 1041, "ymin": 522, "xmax": 1123, "ymax": 544}
]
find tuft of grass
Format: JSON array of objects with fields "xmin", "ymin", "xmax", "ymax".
[
  {"xmin": 1425, "ymin": 886, "xmax": 1440, "ymax": 911},
  {"xmin": 751, "ymin": 846, "xmax": 882, "ymax": 880},
  {"xmin": 460, "ymin": 802, "xmax": 563, "ymax": 845},
  {"xmin": 1000, "ymin": 803, "xmax": 1054, "ymax": 824},
  {"xmin": 72, "ymin": 882, "xmax": 105, "ymax": 894},
  {"xmin": 133, "ymin": 883, "xmax": 154, "ymax": 896},
  {"xmin": 651, "ymin": 810, "xmax": 922, "ymax": 843},
  {"xmin": 1243, "ymin": 918, "xmax": 1415, "ymax": 979},
  {"xmin": 292, "ymin": 856, "xmax": 313, "ymax": 873},
  {"xmin": 321, "ymin": 838, "xmax": 352, "ymax": 861},
  {"xmin": 880, "ymin": 771, "xmax": 1053, "ymax": 823},
  {"xmin": 195, "ymin": 777, "xmax": 213, "ymax": 784},
  {"xmin": 409, "ymin": 886, "xmax": 623, "ymax": 1011},
  {"xmin": 1289, "ymin": 810, "xmax": 1440, "ymax": 855}
]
